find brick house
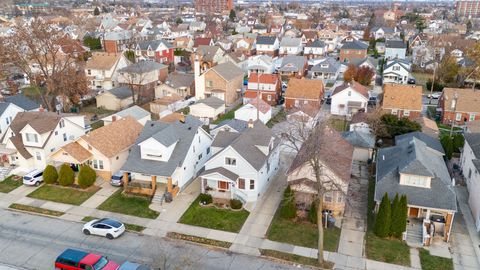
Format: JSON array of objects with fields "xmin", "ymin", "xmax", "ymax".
[
  {"xmin": 439, "ymin": 88, "xmax": 480, "ymax": 125},
  {"xmin": 135, "ymin": 39, "xmax": 174, "ymax": 64},
  {"xmin": 382, "ymin": 84, "xmax": 423, "ymax": 120},
  {"xmin": 284, "ymin": 78, "xmax": 324, "ymax": 109},
  {"xmin": 339, "ymin": 40, "xmax": 368, "ymax": 63},
  {"xmin": 103, "ymin": 30, "xmax": 148, "ymax": 54},
  {"xmin": 244, "ymin": 73, "xmax": 281, "ymax": 105}
]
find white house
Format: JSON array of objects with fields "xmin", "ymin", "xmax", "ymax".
[
  {"xmin": 0, "ymin": 111, "xmax": 86, "ymax": 173},
  {"xmin": 385, "ymin": 40, "xmax": 407, "ymax": 60},
  {"xmin": 461, "ymin": 133, "xmax": 480, "ymax": 231},
  {"xmin": 85, "ymin": 52, "xmax": 131, "ymax": 91},
  {"xmin": 102, "ymin": 105, "xmax": 151, "ymax": 126},
  {"xmin": 255, "ymin": 36, "xmax": 279, "ymax": 55},
  {"xmin": 383, "ymin": 59, "xmax": 412, "ymax": 85},
  {"xmin": 330, "ymin": 81, "xmax": 369, "ymax": 116},
  {"xmin": 189, "ymin": 97, "xmax": 226, "ymax": 124},
  {"xmin": 235, "ymin": 98, "xmax": 272, "ymax": 124},
  {"xmin": 304, "ymin": 40, "xmax": 328, "ymax": 58},
  {"xmin": 0, "ymin": 102, "xmax": 26, "ymax": 138},
  {"xmin": 200, "ymin": 121, "xmax": 280, "ymax": 206},
  {"xmin": 247, "ymin": 55, "xmax": 276, "ymax": 75},
  {"xmin": 279, "ymin": 37, "xmax": 303, "ymax": 55}
]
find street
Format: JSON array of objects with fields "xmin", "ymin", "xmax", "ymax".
[{"xmin": 0, "ymin": 209, "xmax": 300, "ymax": 270}]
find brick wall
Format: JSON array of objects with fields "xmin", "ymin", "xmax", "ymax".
[
  {"xmin": 384, "ymin": 109, "xmax": 421, "ymax": 120},
  {"xmin": 339, "ymin": 49, "xmax": 367, "ymax": 62},
  {"xmin": 442, "ymin": 111, "xmax": 480, "ymax": 125},
  {"xmin": 285, "ymin": 98, "xmax": 320, "ymax": 109}
]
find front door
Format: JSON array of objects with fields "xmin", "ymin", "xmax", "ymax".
[
  {"xmin": 409, "ymin": 207, "xmax": 419, "ymax": 217},
  {"xmin": 218, "ymin": 181, "xmax": 229, "ymax": 191}
]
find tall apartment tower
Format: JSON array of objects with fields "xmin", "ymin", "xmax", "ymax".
[
  {"xmin": 195, "ymin": 0, "xmax": 233, "ymax": 13},
  {"xmin": 456, "ymin": 0, "xmax": 480, "ymax": 18}
]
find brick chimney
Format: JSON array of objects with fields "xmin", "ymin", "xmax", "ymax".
[{"xmin": 247, "ymin": 119, "xmax": 254, "ymax": 128}]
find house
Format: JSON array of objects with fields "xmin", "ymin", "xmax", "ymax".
[
  {"xmin": 301, "ymin": 30, "xmax": 319, "ymax": 44},
  {"xmin": 371, "ymin": 26, "xmax": 396, "ymax": 40},
  {"xmin": 117, "ymin": 61, "xmax": 168, "ymax": 101},
  {"xmin": 194, "ymin": 61, "xmax": 244, "ymax": 106},
  {"xmin": 385, "ymin": 40, "xmax": 407, "ymax": 60},
  {"xmin": 150, "ymin": 94, "xmax": 184, "ymax": 118},
  {"xmin": 309, "ymin": 57, "xmax": 341, "ymax": 84},
  {"xmin": 286, "ymin": 105, "xmax": 320, "ymax": 129},
  {"xmin": 0, "ymin": 101, "xmax": 29, "ymax": 138},
  {"xmin": 0, "ymin": 111, "xmax": 86, "ymax": 173},
  {"xmin": 95, "ymin": 86, "xmax": 134, "ymax": 111},
  {"xmin": 279, "ymin": 37, "xmax": 303, "ymax": 56},
  {"xmin": 439, "ymin": 88, "xmax": 480, "ymax": 125},
  {"xmin": 4, "ymin": 95, "xmax": 41, "ymax": 112},
  {"xmin": 189, "ymin": 96, "xmax": 226, "ymax": 124},
  {"xmin": 244, "ymin": 73, "xmax": 281, "ymax": 105},
  {"xmin": 339, "ymin": 40, "xmax": 368, "ymax": 63},
  {"xmin": 304, "ymin": 40, "xmax": 327, "ymax": 59},
  {"xmin": 460, "ymin": 133, "xmax": 480, "ymax": 231},
  {"xmin": 155, "ymin": 73, "xmax": 195, "ymax": 99},
  {"xmin": 349, "ymin": 112, "xmax": 371, "ymax": 133},
  {"xmin": 376, "ymin": 42, "xmax": 386, "ymax": 54},
  {"xmin": 247, "ymin": 55, "xmax": 276, "ymax": 75},
  {"xmin": 210, "ymin": 119, "xmax": 248, "ymax": 137},
  {"xmin": 193, "ymin": 37, "xmax": 214, "ymax": 49},
  {"xmin": 102, "ymin": 105, "xmax": 151, "ymax": 126},
  {"xmin": 284, "ymin": 78, "xmax": 324, "ymax": 109},
  {"xmin": 375, "ymin": 132, "xmax": 456, "ymax": 243},
  {"xmin": 103, "ymin": 30, "xmax": 143, "ymax": 54},
  {"xmin": 287, "ymin": 126, "xmax": 354, "ymax": 216},
  {"xmin": 382, "ymin": 84, "xmax": 423, "ymax": 120},
  {"xmin": 341, "ymin": 130, "xmax": 375, "ymax": 162},
  {"xmin": 121, "ymin": 115, "xmax": 213, "ymax": 197},
  {"xmin": 255, "ymin": 36, "xmax": 279, "ymax": 56},
  {"xmin": 200, "ymin": 121, "xmax": 280, "ymax": 205},
  {"xmin": 278, "ymin": 55, "xmax": 307, "ymax": 78},
  {"xmin": 235, "ymin": 98, "xmax": 272, "ymax": 124},
  {"xmin": 135, "ymin": 39, "xmax": 174, "ymax": 64},
  {"xmin": 382, "ymin": 59, "xmax": 412, "ymax": 85},
  {"xmin": 409, "ymin": 33, "xmax": 428, "ymax": 49},
  {"xmin": 318, "ymin": 29, "xmax": 339, "ymax": 52},
  {"xmin": 330, "ymin": 81, "xmax": 369, "ymax": 116},
  {"xmin": 194, "ymin": 45, "xmax": 225, "ymax": 67},
  {"xmin": 233, "ymin": 37, "xmax": 255, "ymax": 56},
  {"xmin": 85, "ymin": 52, "xmax": 131, "ymax": 91},
  {"xmin": 50, "ymin": 117, "xmax": 143, "ymax": 180}
]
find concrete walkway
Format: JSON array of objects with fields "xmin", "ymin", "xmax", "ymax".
[{"xmin": 80, "ymin": 180, "xmax": 118, "ymax": 208}]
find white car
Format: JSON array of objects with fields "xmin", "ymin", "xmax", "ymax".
[
  {"xmin": 22, "ymin": 169, "xmax": 44, "ymax": 186},
  {"xmin": 428, "ymin": 92, "xmax": 441, "ymax": 99},
  {"xmin": 83, "ymin": 218, "xmax": 125, "ymax": 239}
]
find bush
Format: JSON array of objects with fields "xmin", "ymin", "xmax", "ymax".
[
  {"xmin": 440, "ymin": 135, "xmax": 454, "ymax": 160},
  {"xmin": 390, "ymin": 193, "xmax": 403, "ymax": 238},
  {"xmin": 426, "ymin": 79, "xmax": 444, "ymax": 92},
  {"xmin": 43, "ymin": 165, "xmax": 58, "ymax": 184},
  {"xmin": 308, "ymin": 201, "xmax": 318, "ymax": 224},
  {"xmin": 58, "ymin": 164, "xmax": 74, "ymax": 187},
  {"xmin": 381, "ymin": 114, "xmax": 422, "ymax": 138},
  {"xmin": 280, "ymin": 186, "xmax": 297, "ymax": 219},
  {"xmin": 374, "ymin": 193, "xmax": 391, "ymax": 238},
  {"xmin": 230, "ymin": 199, "xmax": 243, "ymax": 209},
  {"xmin": 199, "ymin": 193, "xmax": 212, "ymax": 205},
  {"xmin": 77, "ymin": 165, "xmax": 96, "ymax": 189}
]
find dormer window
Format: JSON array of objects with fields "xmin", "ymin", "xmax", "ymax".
[{"xmin": 26, "ymin": 133, "xmax": 38, "ymax": 143}]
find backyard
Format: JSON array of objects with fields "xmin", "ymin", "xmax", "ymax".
[
  {"xmin": 329, "ymin": 118, "xmax": 349, "ymax": 132},
  {"xmin": 0, "ymin": 176, "xmax": 22, "ymax": 193},
  {"xmin": 27, "ymin": 184, "xmax": 100, "ymax": 206},
  {"xmin": 97, "ymin": 189, "xmax": 159, "ymax": 219},
  {"xmin": 212, "ymin": 103, "xmax": 243, "ymax": 125},
  {"xmin": 179, "ymin": 196, "xmax": 250, "ymax": 233}
]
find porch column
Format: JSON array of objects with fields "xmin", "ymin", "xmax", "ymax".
[
  {"xmin": 426, "ymin": 209, "xmax": 431, "ymax": 220},
  {"xmin": 167, "ymin": 177, "xmax": 173, "ymax": 193},
  {"xmin": 151, "ymin": 175, "xmax": 157, "ymax": 191},
  {"xmin": 201, "ymin": 177, "xmax": 204, "ymax": 193},
  {"xmin": 444, "ymin": 213, "xmax": 454, "ymax": 242},
  {"xmin": 123, "ymin": 172, "xmax": 129, "ymax": 187}
]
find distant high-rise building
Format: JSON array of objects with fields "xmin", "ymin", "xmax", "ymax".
[
  {"xmin": 195, "ymin": 0, "xmax": 233, "ymax": 14},
  {"xmin": 456, "ymin": 0, "xmax": 480, "ymax": 18}
]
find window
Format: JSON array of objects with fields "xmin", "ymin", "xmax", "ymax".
[
  {"xmin": 469, "ymin": 169, "xmax": 472, "ymax": 179},
  {"xmin": 50, "ymin": 148, "xmax": 55, "ymax": 152},
  {"xmin": 294, "ymin": 99, "xmax": 299, "ymax": 107},
  {"xmin": 267, "ymin": 162, "xmax": 270, "ymax": 173},
  {"xmin": 6, "ymin": 117, "xmax": 11, "ymax": 125},
  {"xmin": 324, "ymin": 192, "xmax": 332, "ymax": 202},
  {"xmin": 404, "ymin": 110, "xmax": 410, "ymax": 116},
  {"xmin": 26, "ymin": 133, "xmax": 38, "ymax": 143},
  {"xmin": 456, "ymin": 113, "xmax": 462, "ymax": 121},
  {"xmin": 225, "ymin": 157, "xmax": 236, "ymax": 165},
  {"xmin": 93, "ymin": 159, "xmax": 104, "ymax": 170},
  {"xmin": 206, "ymin": 80, "xmax": 213, "ymax": 87},
  {"xmin": 59, "ymin": 119, "xmax": 65, "ymax": 128},
  {"xmin": 304, "ymin": 100, "xmax": 308, "ymax": 104},
  {"xmin": 55, "ymin": 131, "xmax": 58, "ymax": 135},
  {"xmin": 198, "ymin": 154, "xmax": 202, "ymax": 160},
  {"xmin": 35, "ymin": 152, "xmax": 41, "ymax": 161},
  {"xmin": 63, "ymin": 133, "xmax": 67, "ymax": 142},
  {"xmin": 348, "ymin": 91, "xmax": 351, "ymax": 97},
  {"xmin": 267, "ymin": 95, "xmax": 272, "ymax": 101},
  {"xmin": 87, "ymin": 70, "xmax": 91, "ymax": 75},
  {"xmin": 250, "ymin": 179, "xmax": 255, "ymax": 190},
  {"xmin": 470, "ymin": 114, "xmax": 476, "ymax": 121},
  {"xmin": 238, "ymin": 178, "xmax": 245, "ymax": 189},
  {"xmin": 391, "ymin": 109, "xmax": 398, "ymax": 115},
  {"xmin": 206, "ymin": 147, "xmax": 211, "ymax": 155},
  {"xmin": 393, "ymin": 66, "xmax": 400, "ymax": 71},
  {"xmin": 337, "ymin": 193, "xmax": 344, "ymax": 203}
]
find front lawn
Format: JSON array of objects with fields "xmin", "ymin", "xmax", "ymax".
[
  {"xmin": 329, "ymin": 118, "xmax": 349, "ymax": 132},
  {"xmin": 179, "ymin": 196, "xmax": 249, "ymax": 233},
  {"xmin": 419, "ymin": 249, "xmax": 453, "ymax": 270},
  {"xmin": 212, "ymin": 103, "xmax": 243, "ymax": 124},
  {"xmin": 9, "ymin": 203, "xmax": 65, "ymax": 216},
  {"xmin": 0, "ymin": 176, "xmax": 22, "ymax": 193},
  {"xmin": 27, "ymin": 184, "xmax": 99, "ymax": 205},
  {"xmin": 267, "ymin": 213, "xmax": 341, "ymax": 252},
  {"xmin": 260, "ymin": 249, "xmax": 334, "ymax": 269},
  {"xmin": 365, "ymin": 232, "xmax": 411, "ymax": 266},
  {"xmin": 97, "ymin": 190, "xmax": 159, "ymax": 219}
]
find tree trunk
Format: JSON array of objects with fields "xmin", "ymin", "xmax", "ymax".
[
  {"xmin": 317, "ymin": 198, "xmax": 324, "ymax": 264},
  {"xmin": 130, "ymin": 87, "xmax": 136, "ymax": 104}
]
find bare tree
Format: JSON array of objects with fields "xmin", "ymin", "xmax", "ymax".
[
  {"xmin": 118, "ymin": 62, "xmax": 151, "ymax": 104},
  {"xmin": 281, "ymin": 109, "xmax": 353, "ymax": 265},
  {"xmin": 0, "ymin": 18, "xmax": 89, "ymax": 111}
]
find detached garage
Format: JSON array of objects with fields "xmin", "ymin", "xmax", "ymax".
[{"xmin": 341, "ymin": 130, "xmax": 375, "ymax": 162}]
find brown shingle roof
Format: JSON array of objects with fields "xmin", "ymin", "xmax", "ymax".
[
  {"xmin": 332, "ymin": 81, "xmax": 369, "ymax": 99},
  {"xmin": 442, "ymin": 88, "xmax": 480, "ymax": 113},
  {"xmin": 285, "ymin": 78, "xmax": 324, "ymax": 100},
  {"xmin": 85, "ymin": 52, "xmax": 122, "ymax": 70},
  {"xmin": 60, "ymin": 142, "xmax": 92, "ymax": 163},
  {"xmin": 382, "ymin": 84, "xmax": 423, "ymax": 111},
  {"xmin": 9, "ymin": 111, "xmax": 64, "ymax": 135},
  {"xmin": 81, "ymin": 117, "xmax": 142, "ymax": 158}
]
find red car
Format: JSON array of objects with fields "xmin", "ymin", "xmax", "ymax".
[{"xmin": 55, "ymin": 248, "xmax": 119, "ymax": 270}]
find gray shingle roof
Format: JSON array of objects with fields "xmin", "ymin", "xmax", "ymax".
[
  {"xmin": 211, "ymin": 131, "xmax": 240, "ymax": 148},
  {"xmin": 341, "ymin": 40, "xmax": 368, "ymax": 50},
  {"xmin": 5, "ymin": 94, "xmax": 40, "ymax": 111},
  {"xmin": 0, "ymin": 102, "xmax": 10, "ymax": 115},
  {"xmin": 465, "ymin": 133, "xmax": 480, "ymax": 158},
  {"xmin": 280, "ymin": 37, "xmax": 302, "ymax": 47},
  {"xmin": 108, "ymin": 86, "xmax": 132, "ymax": 99},
  {"xmin": 115, "ymin": 105, "xmax": 150, "ymax": 120},
  {"xmin": 121, "ymin": 116, "xmax": 204, "ymax": 176},
  {"xmin": 279, "ymin": 55, "xmax": 306, "ymax": 72},
  {"xmin": 197, "ymin": 96, "xmax": 225, "ymax": 109},
  {"xmin": 118, "ymin": 61, "xmax": 167, "ymax": 74},
  {"xmin": 395, "ymin": 132, "xmax": 445, "ymax": 154},
  {"xmin": 256, "ymin": 36, "xmax": 277, "ymax": 45},
  {"xmin": 137, "ymin": 39, "xmax": 173, "ymax": 50},
  {"xmin": 310, "ymin": 57, "xmax": 340, "ymax": 73},
  {"xmin": 165, "ymin": 73, "xmax": 194, "ymax": 89},
  {"xmin": 386, "ymin": 40, "xmax": 407, "ymax": 49},
  {"xmin": 200, "ymin": 167, "xmax": 239, "ymax": 181},
  {"xmin": 210, "ymin": 61, "xmax": 244, "ymax": 81},
  {"xmin": 306, "ymin": 39, "xmax": 326, "ymax": 48},
  {"xmin": 211, "ymin": 119, "xmax": 248, "ymax": 133},
  {"xmin": 341, "ymin": 130, "xmax": 375, "ymax": 149},
  {"xmin": 375, "ymin": 134, "xmax": 457, "ymax": 212}
]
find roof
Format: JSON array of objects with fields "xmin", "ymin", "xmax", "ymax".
[
  {"xmin": 106, "ymin": 86, "xmax": 132, "ymax": 100},
  {"xmin": 86, "ymin": 52, "xmax": 122, "ymax": 70},
  {"xmin": 306, "ymin": 39, "xmax": 326, "ymax": 48},
  {"xmin": 137, "ymin": 39, "xmax": 173, "ymax": 50},
  {"xmin": 118, "ymin": 61, "xmax": 167, "ymax": 74},
  {"xmin": 197, "ymin": 96, "xmax": 225, "ymax": 109},
  {"xmin": 464, "ymin": 133, "xmax": 480, "ymax": 158},
  {"xmin": 382, "ymin": 84, "xmax": 422, "ymax": 111},
  {"xmin": 442, "ymin": 88, "xmax": 480, "ymax": 113},
  {"xmin": 385, "ymin": 39, "xmax": 407, "ymax": 49},
  {"xmin": 9, "ymin": 111, "xmax": 66, "ymax": 135},
  {"xmin": 164, "ymin": 73, "xmax": 194, "ymax": 89},
  {"xmin": 280, "ymin": 37, "xmax": 302, "ymax": 47},
  {"xmin": 197, "ymin": 45, "xmax": 222, "ymax": 62},
  {"xmin": 256, "ymin": 35, "xmax": 277, "ymax": 45},
  {"xmin": 332, "ymin": 81, "xmax": 369, "ymax": 99},
  {"xmin": 395, "ymin": 132, "xmax": 445, "ymax": 154},
  {"xmin": 115, "ymin": 105, "xmax": 150, "ymax": 120},
  {"xmin": 194, "ymin": 37, "xmax": 212, "ymax": 47},
  {"xmin": 210, "ymin": 61, "xmax": 244, "ymax": 81},
  {"xmin": 248, "ymin": 73, "xmax": 279, "ymax": 85},
  {"xmin": 342, "ymin": 130, "xmax": 375, "ymax": 149},
  {"xmin": 350, "ymin": 112, "xmax": 368, "ymax": 124},
  {"xmin": 211, "ymin": 119, "xmax": 248, "ymax": 133},
  {"xmin": 245, "ymin": 97, "xmax": 271, "ymax": 114},
  {"xmin": 201, "ymin": 167, "xmax": 239, "ymax": 181},
  {"xmin": 310, "ymin": 57, "xmax": 340, "ymax": 73},
  {"xmin": 384, "ymin": 58, "xmax": 411, "ymax": 71},
  {"xmin": 121, "ymin": 116, "xmax": 206, "ymax": 176},
  {"xmin": 285, "ymin": 78, "xmax": 324, "ymax": 100},
  {"xmin": 159, "ymin": 113, "xmax": 184, "ymax": 123},
  {"xmin": 56, "ymin": 249, "xmax": 88, "ymax": 264},
  {"xmin": 81, "ymin": 117, "xmax": 142, "ymax": 158},
  {"xmin": 341, "ymin": 40, "xmax": 368, "ymax": 50},
  {"xmin": 59, "ymin": 142, "xmax": 92, "ymax": 163},
  {"xmin": 375, "ymin": 135, "xmax": 457, "ymax": 212},
  {"xmin": 279, "ymin": 55, "xmax": 306, "ymax": 72},
  {"xmin": 0, "ymin": 102, "xmax": 10, "ymax": 115},
  {"xmin": 5, "ymin": 94, "xmax": 40, "ymax": 111}
]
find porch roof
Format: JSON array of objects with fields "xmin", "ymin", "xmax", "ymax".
[
  {"xmin": 55, "ymin": 142, "xmax": 92, "ymax": 164},
  {"xmin": 200, "ymin": 167, "xmax": 239, "ymax": 181}
]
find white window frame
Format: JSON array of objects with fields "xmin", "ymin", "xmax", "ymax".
[{"xmin": 456, "ymin": 113, "xmax": 462, "ymax": 121}]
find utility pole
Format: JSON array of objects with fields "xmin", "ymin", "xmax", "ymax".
[
  {"xmin": 256, "ymin": 72, "xmax": 261, "ymax": 121},
  {"xmin": 449, "ymin": 91, "xmax": 459, "ymax": 137},
  {"xmin": 429, "ymin": 63, "xmax": 436, "ymax": 105}
]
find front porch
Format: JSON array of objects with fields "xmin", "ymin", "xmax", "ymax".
[
  {"xmin": 407, "ymin": 206, "xmax": 454, "ymax": 245},
  {"xmin": 123, "ymin": 173, "xmax": 180, "ymax": 198}
]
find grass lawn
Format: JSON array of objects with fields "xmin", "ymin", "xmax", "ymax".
[
  {"xmin": 260, "ymin": 249, "xmax": 334, "ymax": 269},
  {"xmin": 412, "ymin": 72, "xmax": 433, "ymax": 92},
  {"xmin": 267, "ymin": 213, "xmax": 341, "ymax": 252},
  {"xmin": 9, "ymin": 203, "xmax": 64, "ymax": 216},
  {"xmin": 167, "ymin": 232, "xmax": 232, "ymax": 249},
  {"xmin": 419, "ymin": 249, "xmax": 453, "ymax": 270},
  {"xmin": 27, "ymin": 184, "xmax": 99, "ymax": 205},
  {"xmin": 329, "ymin": 118, "xmax": 349, "ymax": 132},
  {"xmin": 365, "ymin": 232, "xmax": 411, "ymax": 266},
  {"xmin": 179, "ymin": 196, "xmax": 249, "ymax": 233},
  {"xmin": 212, "ymin": 103, "xmax": 243, "ymax": 124},
  {"xmin": 81, "ymin": 216, "xmax": 146, "ymax": 232},
  {"xmin": 0, "ymin": 176, "xmax": 22, "ymax": 193},
  {"xmin": 97, "ymin": 190, "xmax": 159, "ymax": 219},
  {"xmin": 266, "ymin": 109, "xmax": 286, "ymax": 128}
]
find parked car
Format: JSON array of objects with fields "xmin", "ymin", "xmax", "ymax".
[
  {"xmin": 407, "ymin": 78, "xmax": 416, "ymax": 84},
  {"xmin": 22, "ymin": 169, "xmax": 43, "ymax": 186},
  {"xmin": 119, "ymin": 261, "xmax": 152, "ymax": 270},
  {"xmin": 325, "ymin": 95, "xmax": 332, "ymax": 105},
  {"xmin": 110, "ymin": 171, "xmax": 131, "ymax": 187},
  {"xmin": 428, "ymin": 92, "xmax": 441, "ymax": 99},
  {"xmin": 55, "ymin": 248, "xmax": 119, "ymax": 270},
  {"xmin": 368, "ymin": 96, "xmax": 377, "ymax": 106},
  {"xmin": 83, "ymin": 218, "xmax": 125, "ymax": 239}
]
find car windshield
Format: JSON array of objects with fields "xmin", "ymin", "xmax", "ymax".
[
  {"xmin": 111, "ymin": 175, "xmax": 122, "ymax": 180},
  {"xmin": 23, "ymin": 176, "xmax": 32, "ymax": 180},
  {"xmin": 93, "ymin": 257, "xmax": 109, "ymax": 270},
  {"xmin": 103, "ymin": 219, "xmax": 122, "ymax": 228}
]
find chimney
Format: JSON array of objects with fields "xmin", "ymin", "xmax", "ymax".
[
  {"xmin": 247, "ymin": 119, "xmax": 254, "ymax": 128},
  {"xmin": 112, "ymin": 115, "xmax": 117, "ymax": 122}
]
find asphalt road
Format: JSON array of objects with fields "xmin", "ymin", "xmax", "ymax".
[{"xmin": 0, "ymin": 209, "xmax": 299, "ymax": 270}]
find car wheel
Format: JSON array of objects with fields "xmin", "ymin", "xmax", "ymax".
[
  {"xmin": 106, "ymin": 233, "xmax": 114, "ymax": 240},
  {"xmin": 83, "ymin": 229, "xmax": 90, "ymax": 235}
]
